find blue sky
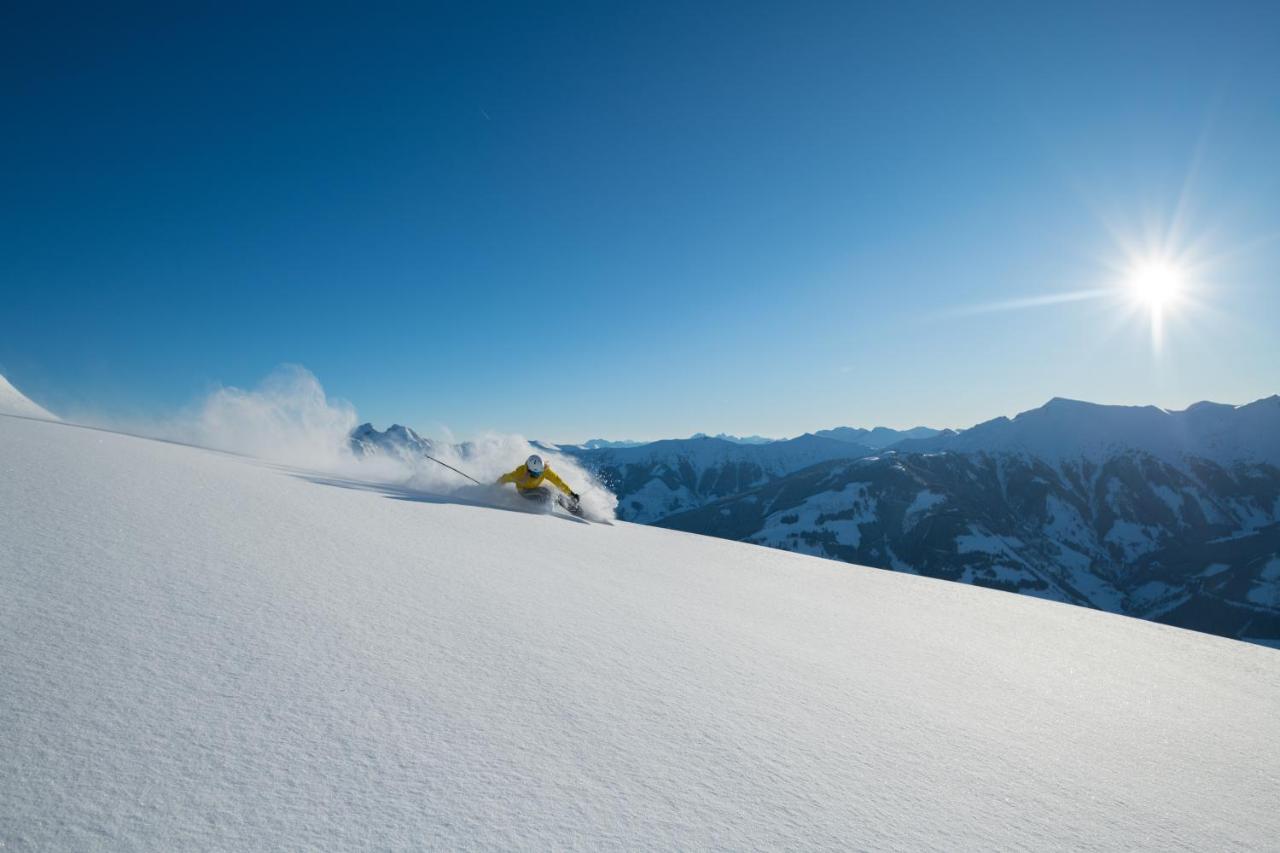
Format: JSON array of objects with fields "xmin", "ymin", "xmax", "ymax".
[{"xmin": 4, "ymin": 1, "xmax": 1278, "ymax": 442}]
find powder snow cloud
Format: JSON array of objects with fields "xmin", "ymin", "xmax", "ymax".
[{"xmin": 154, "ymin": 364, "xmax": 618, "ymax": 519}]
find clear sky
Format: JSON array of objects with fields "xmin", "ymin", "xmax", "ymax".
[{"xmin": 4, "ymin": 2, "xmax": 1279, "ymax": 442}]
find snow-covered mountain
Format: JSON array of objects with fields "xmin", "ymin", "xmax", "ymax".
[
  {"xmin": 815, "ymin": 425, "xmax": 942, "ymax": 448},
  {"xmin": 659, "ymin": 396, "xmax": 1280, "ymax": 647},
  {"xmin": 3, "ymin": 412, "xmax": 1278, "ymax": 849},
  {"xmin": 0, "ymin": 373, "xmax": 56, "ymax": 420},
  {"xmin": 349, "ymin": 421, "xmax": 440, "ymax": 462},
  {"xmin": 565, "ymin": 433, "xmax": 876, "ymax": 523}
]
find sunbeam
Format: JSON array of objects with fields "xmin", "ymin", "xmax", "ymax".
[
  {"xmin": 951, "ymin": 288, "xmax": 1114, "ymax": 316},
  {"xmin": 949, "ymin": 212, "xmax": 1216, "ymax": 359}
]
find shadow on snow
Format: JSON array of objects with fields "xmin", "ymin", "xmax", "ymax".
[{"xmin": 289, "ymin": 471, "xmax": 591, "ymax": 525}]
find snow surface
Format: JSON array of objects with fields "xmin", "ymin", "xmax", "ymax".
[
  {"xmin": 0, "ymin": 373, "xmax": 57, "ymax": 420},
  {"xmin": 3, "ymin": 413, "xmax": 1280, "ymax": 850}
]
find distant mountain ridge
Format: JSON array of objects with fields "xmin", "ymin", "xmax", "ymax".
[
  {"xmin": 689, "ymin": 432, "xmax": 776, "ymax": 445},
  {"xmin": 560, "ymin": 433, "xmax": 875, "ymax": 523},
  {"xmin": 815, "ymin": 425, "xmax": 942, "ymax": 448},
  {"xmin": 571, "ymin": 433, "xmax": 779, "ymax": 449},
  {"xmin": 574, "ymin": 438, "xmax": 649, "ymax": 450},
  {"xmin": 570, "ymin": 426, "xmax": 946, "ymax": 451},
  {"xmin": 896, "ymin": 396, "xmax": 1280, "ymax": 465}
]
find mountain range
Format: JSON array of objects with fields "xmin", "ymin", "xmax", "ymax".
[
  {"xmin": 815, "ymin": 425, "xmax": 943, "ymax": 447},
  {"xmin": 343, "ymin": 397, "xmax": 1280, "ymax": 646},
  {"xmin": 688, "ymin": 432, "xmax": 777, "ymax": 445},
  {"xmin": 571, "ymin": 425, "xmax": 941, "ymax": 451},
  {"xmin": 564, "ymin": 397, "xmax": 1280, "ymax": 647},
  {"xmin": 559, "ymin": 433, "xmax": 876, "ymax": 523}
]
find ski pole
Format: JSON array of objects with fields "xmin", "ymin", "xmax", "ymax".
[{"xmin": 422, "ymin": 452, "xmax": 483, "ymax": 486}]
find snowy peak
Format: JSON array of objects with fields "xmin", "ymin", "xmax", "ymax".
[
  {"xmin": 0, "ymin": 373, "xmax": 57, "ymax": 421},
  {"xmin": 384, "ymin": 423, "xmax": 427, "ymax": 445},
  {"xmin": 350, "ymin": 421, "xmax": 434, "ymax": 460}
]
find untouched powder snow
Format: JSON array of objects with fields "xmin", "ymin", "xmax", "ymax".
[
  {"xmin": 2, "ymin": 414, "xmax": 1279, "ymax": 850},
  {"xmin": 0, "ymin": 373, "xmax": 57, "ymax": 420}
]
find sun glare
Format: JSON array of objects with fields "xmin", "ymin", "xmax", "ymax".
[
  {"xmin": 952, "ymin": 198, "xmax": 1221, "ymax": 361},
  {"xmin": 1127, "ymin": 260, "xmax": 1184, "ymax": 308},
  {"xmin": 1122, "ymin": 256, "xmax": 1193, "ymax": 354}
]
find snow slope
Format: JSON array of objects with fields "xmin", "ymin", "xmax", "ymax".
[
  {"xmin": 0, "ymin": 373, "xmax": 56, "ymax": 420},
  {"xmin": 2, "ymin": 413, "xmax": 1279, "ymax": 850}
]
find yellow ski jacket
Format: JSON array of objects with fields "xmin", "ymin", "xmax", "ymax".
[{"xmin": 497, "ymin": 464, "xmax": 575, "ymax": 496}]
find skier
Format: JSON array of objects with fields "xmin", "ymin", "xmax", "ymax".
[{"xmin": 497, "ymin": 454, "xmax": 582, "ymax": 514}]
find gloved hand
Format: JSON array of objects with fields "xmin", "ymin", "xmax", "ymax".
[{"xmin": 569, "ymin": 491, "xmax": 581, "ymax": 504}]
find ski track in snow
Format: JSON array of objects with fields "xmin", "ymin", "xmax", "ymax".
[{"xmin": 2, "ymin": 414, "xmax": 1280, "ymax": 851}]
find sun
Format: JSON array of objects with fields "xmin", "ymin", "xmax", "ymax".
[
  {"xmin": 949, "ymin": 205, "xmax": 1217, "ymax": 361},
  {"xmin": 1127, "ymin": 259, "xmax": 1185, "ymax": 309},
  {"xmin": 1121, "ymin": 255, "xmax": 1194, "ymax": 354}
]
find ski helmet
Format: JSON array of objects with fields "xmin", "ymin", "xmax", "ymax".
[{"xmin": 526, "ymin": 454, "xmax": 545, "ymax": 476}]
